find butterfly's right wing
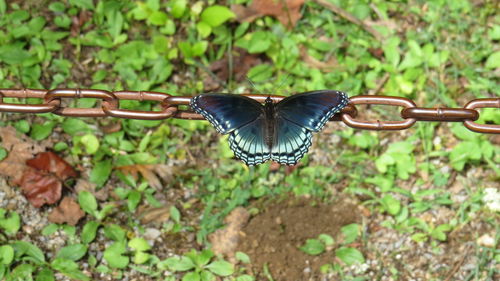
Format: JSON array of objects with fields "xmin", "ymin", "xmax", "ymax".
[
  {"xmin": 190, "ymin": 94, "xmax": 264, "ymax": 134},
  {"xmin": 228, "ymin": 116, "xmax": 271, "ymax": 166},
  {"xmin": 271, "ymin": 117, "xmax": 313, "ymax": 165}
]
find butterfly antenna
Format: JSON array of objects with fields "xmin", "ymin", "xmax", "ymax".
[
  {"xmin": 275, "ymin": 74, "xmax": 291, "ymax": 94},
  {"xmin": 246, "ymin": 76, "xmax": 263, "ymax": 95}
]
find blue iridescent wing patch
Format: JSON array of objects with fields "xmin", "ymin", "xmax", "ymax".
[
  {"xmin": 190, "ymin": 94, "xmax": 263, "ymax": 134},
  {"xmin": 190, "ymin": 90, "xmax": 349, "ymax": 166},
  {"xmin": 276, "ymin": 90, "xmax": 349, "ymax": 132}
]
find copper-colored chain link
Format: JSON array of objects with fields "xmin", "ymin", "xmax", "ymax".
[{"xmin": 0, "ymin": 88, "xmax": 498, "ymax": 134}]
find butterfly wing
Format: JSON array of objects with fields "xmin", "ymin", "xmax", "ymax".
[
  {"xmin": 190, "ymin": 94, "xmax": 264, "ymax": 134},
  {"xmin": 271, "ymin": 117, "xmax": 312, "ymax": 165},
  {"xmin": 276, "ymin": 90, "xmax": 349, "ymax": 132},
  {"xmin": 228, "ymin": 116, "xmax": 271, "ymax": 166}
]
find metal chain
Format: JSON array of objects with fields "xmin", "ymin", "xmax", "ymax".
[{"xmin": 0, "ymin": 88, "xmax": 498, "ymax": 134}]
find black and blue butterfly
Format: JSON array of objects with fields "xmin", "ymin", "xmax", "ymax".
[{"xmin": 190, "ymin": 90, "xmax": 349, "ymax": 166}]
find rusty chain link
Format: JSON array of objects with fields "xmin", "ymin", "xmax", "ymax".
[{"xmin": 0, "ymin": 88, "xmax": 498, "ymax": 134}]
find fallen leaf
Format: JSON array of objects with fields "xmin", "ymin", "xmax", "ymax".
[
  {"xmin": 232, "ymin": 0, "xmax": 306, "ymax": 28},
  {"xmin": 74, "ymin": 179, "xmax": 109, "ymax": 201},
  {"xmin": 18, "ymin": 168, "xmax": 62, "ymax": 208},
  {"xmin": 137, "ymin": 206, "xmax": 171, "ymax": 224},
  {"xmin": 26, "ymin": 151, "xmax": 77, "ymax": 180},
  {"xmin": 117, "ymin": 164, "xmax": 175, "ymax": 190},
  {"xmin": 0, "ymin": 126, "xmax": 45, "ymax": 182},
  {"xmin": 209, "ymin": 207, "xmax": 250, "ymax": 261},
  {"xmin": 18, "ymin": 152, "xmax": 77, "ymax": 208},
  {"xmin": 48, "ymin": 196, "xmax": 85, "ymax": 226}
]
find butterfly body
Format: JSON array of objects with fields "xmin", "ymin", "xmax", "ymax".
[{"xmin": 190, "ymin": 90, "xmax": 349, "ymax": 166}]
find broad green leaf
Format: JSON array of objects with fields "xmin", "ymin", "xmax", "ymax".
[
  {"xmin": 55, "ymin": 244, "xmax": 88, "ymax": 261},
  {"xmin": 485, "ymin": 51, "xmax": 500, "ymax": 68},
  {"xmin": 341, "ymin": 224, "xmax": 360, "ymax": 244},
  {"xmin": 380, "ymin": 194, "xmax": 401, "ymax": 215},
  {"xmin": 62, "ymin": 119, "xmax": 89, "ymax": 136},
  {"xmin": 103, "ymin": 241, "xmax": 129, "ymax": 269},
  {"xmin": 200, "ymin": 5, "xmax": 235, "ymax": 27},
  {"xmin": 81, "ymin": 221, "xmax": 100, "ymax": 244},
  {"xmin": 318, "ymin": 234, "xmax": 334, "ymax": 246},
  {"xmin": 35, "ymin": 267, "xmax": 55, "ymax": 281},
  {"xmin": 205, "ymin": 260, "xmax": 234, "ymax": 276},
  {"xmin": 90, "ymin": 159, "xmax": 112, "ymax": 187},
  {"xmin": 78, "ymin": 191, "xmax": 98, "ymax": 216},
  {"xmin": 0, "ymin": 210, "xmax": 20, "ymax": 235},
  {"xmin": 299, "ymin": 239, "xmax": 325, "ymax": 256},
  {"xmin": 10, "ymin": 241, "xmax": 45, "ymax": 264},
  {"xmin": 0, "ymin": 147, "xmax": 6, "ymax": 161},
  {"xmin": 103, "ymin": 224, "xmax": 126, "ymax": 241},
  {"xmin": 80, "ymin": 134, "xmax": 100, "ymax": 154},
  {"xmin": 164, "ymin": 256, "xmax": 196, "ymax": 272},
  {"xmin": 0, "ymin": 245, "xmax": 14, "ymax": 265},
  {"xmin": 30, "ymin": 122, "xmax": 54, "ymax": 140},
  {"xmin": 128, "ymin": 238, "xmax": 151, "ymax": 252},
  {"xmin": 182, "ymin": 271, "xmax": 200, "ymax": 281},
  {"xmin": 335, "ymin": 247, "xmax": 365, "ymax": 265},
  {"xmin": 235, "ymin": 252, "xmax": 251, "ymax": 264}
]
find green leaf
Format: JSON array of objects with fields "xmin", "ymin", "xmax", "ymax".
[
  {"xmin": 200, "ymin": 5, "xmax": 235, "ymax": 27},
  {"xmin": 170, "ymin": 0, "xmax": 187, "ymax": 18},
  {"xmin": 78, "ymin": 191, "xmax": 98, "ymax": 216},
  {"xmin": 148, "ymin": 10, "xmax": 168, "ymax": 25},
  {"xmin": 196, "ymin": 21, "xmax": 212, "ymax": 38},
  {"xmin": 103, "ymin": 224, "xmax": 126, "ymax": 241},
  {"xmin": 164, "ymin": 256, "xmax": 196, "ymax": 272},
  {"xmin": 182, "ymin": 271, "xmax": 201, "ymax": 281},
  {"xmin": 35, "ymin": 267, "xmax": 55, "ymax": 281},
  {"xmin": 30, "ymin": 122, "xmax": 54, "ymax": 140},
  {"xmin": 133, "ymin": 251, "xmax": 150, "ymax": 264},
  {"xmin": 0, "ymin": 147, "xmax": 6, "ymax": 161},
  {"xmin": 10, "ymin": 241, "xmax": 45, "ymax": 264},
  {"xmin": 90, "ymin": 159, "xmax": 112, "ymax": 187},
  {"xmin": 380, "ymin": 194, "xmax": 401, "ymax": 215},
  {"xmin": 341, "ymin": 224, "xmax": 360, "ymax": 244},
  {"xmin": 247, "ymin": 64, "xmax": 274, "ymax": 83},
  {"xmin": 81, "ymin": 221, "xmax": 100, "ymax": 244},
  {"xmin": 335, "ymin": 247, "xmax": 365, "ymax": 265},
  {"xmin": 80, "ymin": 134, "xmax": 100, "ymax": 154},
  {"xmin": 127, "ymin": 190, "xmax": 141, "ymax": 212},
  {"xmin": 318, "ymin": 234, "xmax": 334, "ymax": 246},
  {"xmin": 200, "ymin": 270, "xmax": 215, "ymax": 281},
  {"xmin": 41, "ymin": 224, "xmax": 58, "ymax": 236},
  {"xmin": 128, "ymin": 238, "xmax": 151, "ymax": 252},
  {"xmin": 69, "ymin": 0, "xmax": 94, "ymax": 10},
  {"xmin": 0, "ymin": 245, "xmax": 14, "ymax": 265},
  {"xmin": 235, "ymin": 252, "xmax": 251, "ymax": 264},
  {"xmin": 55, "ymin": 244, "xmax": 87, "ymax": 261},
  {"xmin": 235, "ymin": 275, "xmax": 254, "ymax": 281},
  {"xmin": 170, "ymin": 205, "xmax": 181, "ymax": 223},
  {"xmin": 247, "ymin": 31, "xmax": 272, "ymax": 53},
  {"xmin": 299, "ymin": 239, "xmax": 325, "ymax": 256},
  {"xmin": 0, "ymin": 210, "xmax": 20, "ymax": 235},
  {"xmin": 51, "ymin": 258, "xmax": 90, "ymax": 280},
  {"xmin": 205, "ymin": 260, "xmax": 234, "ymax": 276},
  {"xmin": 485, "ymin": 51, "xmax": 500, "ymax": 69},
  {"xmin": 103, "ymin": 241, "xmax": 129, "ymax": 269},
  {"xmin": 62, "ymin": 119, "xmax": 89, "ymax": 136}
]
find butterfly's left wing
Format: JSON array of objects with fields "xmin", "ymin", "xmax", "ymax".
[
  {"xmin": 276, "ymin": 90, "xmax": 349, "ymax": 132},
  {"xmin": 190, "ymin": 94, "xmax": 264, "ymax": 134},
  {"xmin": 271, "ymin": 117, "xmax": 312, "ymax": 165},
  {"xmin": 228, "ymin": 116, "xmax": 271, "ymax": 166}
]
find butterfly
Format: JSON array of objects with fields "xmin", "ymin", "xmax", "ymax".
[{"xmin": 190, "ymin": 90, "xmax": 349, "ymax": 166}]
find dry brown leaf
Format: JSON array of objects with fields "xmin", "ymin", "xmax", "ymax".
[
  {"xmin": 26, "ymin": 151, "xmax": 77, "ymax": 180},
  {"xmin": 48, "ymin": 196, "xmax": 85, "ymax": 226},
  {"xmin": 18, "ymin": 151, "xmax": 77, "ymax": 208},
  {"xmin": 74, "ymin": 179, "xmax": 109, "ymax": 201},
  {"xmin": 209, "ymin": 207, "xmax": 250, "ymax": 260},
  {"xmin": 117, "ymin": 164, "xmax": 174, "ymax": 189},
  {"xmin": 0, "ymin": 126, "xmax": 45, "ymax": 182},
  {"xmin": 137, "ymin": 206, "xmax": 171, "ymax": 224},
  {"xmin": 18, "ymin": 168, "xmax": 62, "ymax": 208},
  {"xmin": 232, "ymin": 0, "xmax": 306, "ymax": 28}
]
